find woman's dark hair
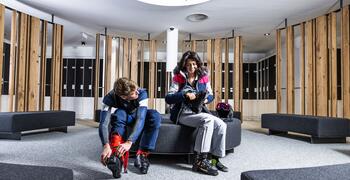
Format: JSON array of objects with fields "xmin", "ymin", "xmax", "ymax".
[{"xmin": 173, "ymin": 50, "xmax": 207, "ymax": 77}]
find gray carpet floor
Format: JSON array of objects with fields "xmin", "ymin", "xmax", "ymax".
[{"xmin": 0, "ymin": 122, "xmax": 350, "ymax": 180}]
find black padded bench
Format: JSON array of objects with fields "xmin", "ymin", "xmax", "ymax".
[
  {"xmin": 262, "ymin": 113, "xmax": 350, "ymax": 143},
  {"xmin": 0, "ymin": 111, "xmax": 76, "ymax": 140},
  {"xmin": 241, "ymin": 163, "xmax": 350, "ymax": 180}
]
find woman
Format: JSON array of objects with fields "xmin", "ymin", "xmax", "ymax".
[{"xmin": 165, "ymin": 51, "xmax": 228, "ymax": 176}]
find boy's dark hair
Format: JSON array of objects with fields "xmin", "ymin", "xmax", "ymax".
[{"xmin": 113, "ymin": 77, "xmax": 138, "ymax": 96}]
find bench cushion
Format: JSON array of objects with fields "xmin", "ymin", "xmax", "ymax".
[
  {"xmin": 0, "ymin": 111, "xmax": 75, "ymax": 138},
  {"xmin": 131, "ymin": 113, "xmax": 241, "ymax": 154},
  {"xmin": 241, "ymin": 163, "xmax": 350, "ymax": 180},
  {"xmin": 261, "ymin": 113, "xmax": 350, "ymax": 138}
]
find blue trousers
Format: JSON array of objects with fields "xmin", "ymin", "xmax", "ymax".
[{"xmin": 111, "ymin": 109, "xmax": 161, "ymax": 151}]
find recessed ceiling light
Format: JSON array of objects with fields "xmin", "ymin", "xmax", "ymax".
[
  {"xmin": 264, "ymin": 33, "xmax": 270, "ymax": 36},
  {"xmin": 186, "ymin": 13, "xmax": 208, "ymax": 22},
  {"xmin": 137, "ymin": 0, "xmax": 210, "ymax": 6}
]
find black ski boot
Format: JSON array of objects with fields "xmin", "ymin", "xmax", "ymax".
[{"xmin": 106, "ymin": 154, "xmax": 122, "ymax": 178}]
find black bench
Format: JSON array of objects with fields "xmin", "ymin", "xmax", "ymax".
[
  {"xmin": 0, "ymin": 111, "xmax": 76, "ymax": 140},
  {"xmin": 261, "ymin": 113, "xmax": 350, "ymax": 143},
  {"xmin": 241, "ymin": 163, "xmax": 350, "ymax": 180},
  {"xmin": 149, "ymin": 113, "xmax": 241, "ymax": 155}
]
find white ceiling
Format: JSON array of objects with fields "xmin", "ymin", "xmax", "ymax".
[{"xmin": 3, "ymin": 0, "xmax": 347, "ymax": 53}]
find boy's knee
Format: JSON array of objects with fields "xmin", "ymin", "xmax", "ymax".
[{"xmin": 147, "ymin": 110, "xmax": 162, "ymax": 127}]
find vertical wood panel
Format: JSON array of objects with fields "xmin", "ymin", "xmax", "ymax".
[
  {"xmin": 191, "ymin": 40, "xmax": 196, "ymax": 51},
  {"xmin": 94, "ymin": 33, "xmax": 100, "ymax": 115},
  {"xmin": 224, "ymin": 38, "xmax": 229, "ymax": 103},
  {"xmin": 104, "ymin": 35, "xmax": 112, "ymax": 94},
  {"xmin": 27, "ymin": 17, "xmax": 40, "ymax": 111},
  {"xmin": 300, "ymin": 23, "xmax": 305, "ymax": 115},
  {"xmin": 130, "ymin": 38, "xmax": 138, "ymax": 82},
  {"xmin": 342, "ymin": 6, "xmax": 350, "ymax": 118},
  {"xmin": 123, "ymin": 38, "xmax": 129, "ymax": 78},
  {"xmin": 39, "ymin": 21, "xmax": 47, "ymax": 111},
  {"xmin": 239, "ymin": 37, "xmax": 243, "ymax": 114},
  {"xmin": 139, "ymin": 40, "xmax": 144, "ymax": 87},
  {"xmin": 16, "ymin": 13, "xmax": 28, "ymax": 112},
  {"xmin": 214, "ymin": 38, "xmax": 222, "ymax": 105},
  {"xmin": 206, "ymin": 39, "xmax": 214, "ymax": 110},
  {"xmin": 330, "ymin": 12, "xmax": 337, "ymax": 117},
  {"xmin": 306, "ymin": 20, "xmax": 314, "ymax": 115},
  {"xmin": 115, "ymin": 37, "xmax": 121, "ymax": 79},
  {"xmin": 312, "ymin": 20, "xmax": 317, "ymax": 115},
  {"xmin": 8, "ymin": 10, "xmax": 17, "ymax": 112},
  {"xmin": 234, "ymin": 37, "xmax": 242, "ymax": 112},
  {"xmin": 286, "ymin": 26, "xmax": 295, "ymax": 114},
  {"xmin": 315, "ymin": 15, "xmax": 328, "ymax": 116},
  {"xmin": 0, "ymin": 5, "xmax": 4, "ymax": 110},
  {"xmin": 276, "ymin": 30, "xmax": 282, "ymax": 113},
  {"xmin": 51, "ymin": 24, "xmax": 63, "ymax": 110},
  {"xmin": 148, "ymin": 40, "xmax": 156, "ymax": 108}
]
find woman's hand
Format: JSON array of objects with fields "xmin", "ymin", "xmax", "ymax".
[
  {"xmin": 116, "ymin": 141, "xmax": 133, "ymax": 157},
  {"xmin": 185, "ymin": 92, "xmax": 196, "ymax": 100},
  {"xmin": 100, "ymin": 144, "xmax": 112, "ymax": 165}
]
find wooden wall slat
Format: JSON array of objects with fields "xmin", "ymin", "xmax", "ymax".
[
  {"xmin": 330, "ymin": 12, "xmax": 337, "ymax": 117},
  {"xmin": 214, "ymin": 38, "xmax": 222, "ymax": 106},
  {"xmin": 306, "ymin": 20, "xmax": 314, "ymax": 115},
  {"xmin": 27, "ymin": 16, "xmax": 40, "ymax": 111},
  {"xmin": 123, "ymin": 38, "xmax": 129, "ymax": 78},
  {"xmin": 276, "ymin": 29, "xmax": 282, "ymax": 113},
  {"xmin": 154, "ymin": 44, "xmax": 158, "ymax": 110},
  {"xmin": 224, "ymin": 38, "xmax": 229, "ymax": 103},
  {"xmin": 206, "ymin": 39, "xmax": 214, "ymax": 110},
  {"xmin": 139, "ymin": 40, "xmax": 144, "ymax": 87},
  {"xmin": 300, "ymin": 23, "xmax": 305, "ymax": 115},
  {"xmin": 234, "ymin": 37, "xmax": 242, "ymax": 112},
  {"xmin": 59, "ymin": 26, "xmax": 63, "ymax": 109},
  {"xmin": 286, "ymin": 26, "xmax": 295, "ymax": 114},
  {"xmin": 115, "ymin": 38, "xmax": 121, "ymax": 80},
  {"xmin": 239, "ymin": 37, "xmax": 243, "ymax": 113},
  {"xmin": 104, "ymin": 35, "xmax": 112, "ymax": 94},
  {"xmin": 315, "ymin": 15, "xmax": 328, "ymax": 116},
  {"xmin": 312, "ymin": 19, "xmax": 317, "ymax": 115},
  {"xmin": 8, "ymin": 10, "xmax": 17, "ymax": 112},
  {"xmin": 94, "ymin": 33, "xmax": 100, "ymax": 116},
  {"xmin": 343, "ymin": 6, "xmax": 350, "ymax": 118},
  {"xmin": 130, "ymin": 38, "xmax": 138, "ymax": 82},
  {"xmin": 148, "ymin": 40, "xmax": 155, "ymax": 108},
  {"xmin": 191, "ymin": 40, "xmax": 196, "ymax": 51},
  {"xmin": 0, "ymin": 5, "xmax": 4, "ymax": 111},
  {"xmin": 15, "ymin": 13, "xmax": 28, "ymax": 112},
  {"xmin": 51, "ymin": 24, "xmax": 63, "ymax": 110},
  {"xmin": 39, "ymin": 21, "xmax": 47, "ymax": 111}
]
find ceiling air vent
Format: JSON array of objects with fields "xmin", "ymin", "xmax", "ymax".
[{"xmin": 186, "ymin": 13, "xmax": 208, "ymax": 22}]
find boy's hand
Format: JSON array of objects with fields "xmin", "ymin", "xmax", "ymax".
[
  {"xmin": 116, "ymin": 141, "xmax": 133, "ymax": 157},
  {"xmin": 101, "ymin": 144, "xmax": 112, "ymax": 165}
]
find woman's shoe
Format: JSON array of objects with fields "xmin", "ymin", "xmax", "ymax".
[
  {"xmin": 192, "ymin": 154, "xmax": 218, "ymax": 176},
  {"xmin": 215, "ymin": 161, "xmax": 228, "ymax": 172}
]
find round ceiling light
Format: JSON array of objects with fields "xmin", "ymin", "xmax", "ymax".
[
  {"xmin": 186, "ymin": 13, "xmax": 208, "ymax": 22},
  {"xmin": 137, "ymin": 0, "xmax": 210, "ymax": 6}
]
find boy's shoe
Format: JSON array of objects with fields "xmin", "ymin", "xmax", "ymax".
[
  {"xmin": 134, "ymin": 154, "xmax": 150, "ymax": 174},
  {"xmin": 106, "ymin": 154, "xmax": 122, "ymax": 178}
]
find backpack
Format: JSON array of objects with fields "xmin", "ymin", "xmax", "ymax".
[{"xmin": 216, "ymin": 102, "xmax": 234, "ymax": 119}]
